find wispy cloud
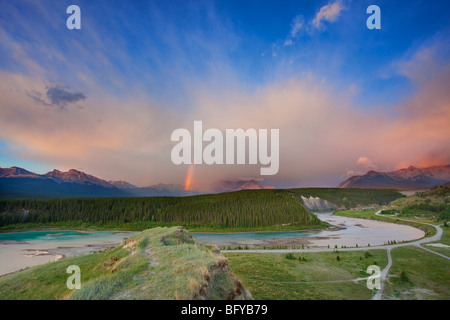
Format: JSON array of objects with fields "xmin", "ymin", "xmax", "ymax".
[
  {"xmin": 312, "ymin": 0, "xmax": 345, "ymax": 30},
  {"xmin": 2, "ymin": 34, "xmax": 450, "ymax": 187},
  {"xmin": 284, "ymin": 15, "xmax": 305, "ymax": 46},
  {"xmin": 0, "ymin": 1, "xmax": 449, "ymax": 188},
  {"xmin": 284, "ymin": 0, "xmax": 345, "ymax": 46}
]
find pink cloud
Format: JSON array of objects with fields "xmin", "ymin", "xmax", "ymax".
[
  {"xmin": 356, "ymin": 157, "xmax": 377, "ymax": 170},
  {"xmin": 0, "ymin": 38, "xmax": 449, "ymax": 187},
  {"xmin": 312, "ymin": 1, "xmax": 344, "ymax": 29}
]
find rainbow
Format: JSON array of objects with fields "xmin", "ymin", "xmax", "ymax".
[{"xmin": 184, "ymin": 164, "xmax": 194, "ymax": 191}]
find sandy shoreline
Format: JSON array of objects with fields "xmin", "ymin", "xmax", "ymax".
[{"xmin": 0, "ymin": 231, "xmax": 136, "ymax": 276}]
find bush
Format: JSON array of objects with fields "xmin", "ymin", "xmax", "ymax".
[
  {"xmin": 400, "ymin": 271, "xmax": 410, "ymax": 283},
  {"xmin": 285, "ymin": 253, "xmax": 296, "ymax": 260}
]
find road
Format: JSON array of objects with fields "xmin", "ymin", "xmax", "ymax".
[{"xmin": 223, "ymin": 210, "xmax": 449, "ymax": 300}]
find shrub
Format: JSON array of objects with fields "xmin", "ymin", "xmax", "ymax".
[
  {"xmin": 285, "ymin": 253, "xmax": 296, "ymax": 260},
  {"xmin": 400, "ymin": 271, "xmax": 410, "ymax": 283}
]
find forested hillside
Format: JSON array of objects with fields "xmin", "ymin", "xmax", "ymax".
[
  {"xmin": 389, "ymin": 186, "xmax": 450, "ymax": 220},
  {"xmin": 287, "ymin": 188, "xmax": 404, "ymax": 209},
  {"xmin": 0, "ymin": 190, "xmax": 320, "ymax": 231},
  {"xmin": 0, "ymin": 189, "xmax": 404, "ymax": 232}
]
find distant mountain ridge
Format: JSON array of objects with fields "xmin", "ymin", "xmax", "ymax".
[
  {"xmin": 338, "ymin": 165, "xmax": 450, "ymax": 190},
  {"xmin": 0, "ymin": 166, "xmax": 40, "ymax": 178},
  {"xmin": 0, "ymin": 166, "xmax": 275, "ymax": 199},
  {"xmin": 108, "ymin": 180, "xmax": 137, "ymax": 189},
  {"xmin": 45, "ymin": 169, "xmax": 115, "ymax": 188},
  {"xmin": 212, "ymin": 180, "xmax": 275, "ymax": 193},
  {"xmin": 0, "ymin": 167, "xmax": 128, "ymax": 199}
]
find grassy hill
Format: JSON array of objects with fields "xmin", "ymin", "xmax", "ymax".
[
  {"xmin": 387, "ymin": 186, "xmax": 450, "ymax": 221},
  {"xmin": 0, "ymin": 227, "xmax": 252, "ymax": 300}
]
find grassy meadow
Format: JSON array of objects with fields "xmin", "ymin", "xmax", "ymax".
[
  {"xmin": 383, "ymin": 246, "xmax": 450, "ymax": 300},
  {"xmin": 225, "ymin": 250, "xmax": 388, "ymax": 300}
]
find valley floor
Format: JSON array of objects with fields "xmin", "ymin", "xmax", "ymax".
[{"xmin": 225, "ymin": 210, "xmax": 449, "ymax": 300}]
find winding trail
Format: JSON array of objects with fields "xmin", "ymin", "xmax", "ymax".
[
  {"xmin": 371, "ymin": 210, "xmax": 448, "ymax": 300},
  {"xmin": 242, "ymin": 277, "xmax": 370, "ymax": 285},
  {"xmin": 372, "ymin": 247, "xmax": 392, "ymax": 300},
  {"xmin": 223, "ymin": 209, "xmax": 449, "ymax": 300}
]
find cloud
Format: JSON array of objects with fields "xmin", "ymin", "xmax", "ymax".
[
  {"xmin": 284, "ymin": 15, "xmax": 305, "ymax": 46},
  {"xmin": 284, "ymin": 1, "xmax": 345, "ymax": 46},
  {"xmin": 312, "ymin": 0, "xmax": 344, "ymax": 29},
  {"xmin": 0, "ymin": 71, "xmax": 181, "ymax": 186},
  {"xmin": 344, "ymin": 169, "xmax": 363, "ymax": 178},
  {"xmin": 2, "ymin": 31, "xmax": 450, "ymax": 188},
  {"xmin": 356, "ymin": 156, "xmax": 377, "ymax": 170},
  {"xmin": 26, "ymin": 90, "xmax": 51, "ymax": 107},
  {"xmin": 0, "ymin": 2, "xmax": 448, "ymax": 188},
  {"xmin": 27, "ymin": 84, "xmax": 86, "ymax": 109},
  {"xmin": 46, "ymin": 85, "xmax": 86, "ymax": 108}
]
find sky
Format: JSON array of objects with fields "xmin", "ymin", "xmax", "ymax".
[{"xmin": 0, "ymin": 0, "xmax": 449, "ymax": 189}]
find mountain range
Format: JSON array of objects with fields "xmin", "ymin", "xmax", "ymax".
[
  {"xmin": 0, "ymin": 166, "xmax": 274, "ymax": 199},
  {"xmin": 3, "ymin": 164, "xmax": 446, "ymax": 199},
  {"xmin": 210, "ymin": 180, "xmax": 275, "ymax": 193},
  {"xmin": 338, "ymin": 165, "xmax": 450, "ymax": 190}
]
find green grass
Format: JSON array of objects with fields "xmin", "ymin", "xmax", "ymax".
[
  {"xmin": 383, "ymin": 246, "xmax": 450, "ymax": 300},
  {"xmin": 440, "ymin": 225, "xmax": 450, "ymax": 245},
  {"xmin": 422, "ymin": 225, "xmax": 450, "ymax": 257},
  {"xmin": 0, "ymin": 244, "xmax": 129, "ymax": 299},
  {"xmin": 225, "ymin": 250, "xmax": 388, "ymax": 300},
  {"xmin": 0, "ymin": 227, "xmax": 247, "ymax": 300},
  {"xmin": 335, "ymin": 209, "xmax": 378, "ymax": 219}
]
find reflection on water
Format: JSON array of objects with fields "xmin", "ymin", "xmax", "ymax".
[
  {"xmin": 0, "ymin": 230, "xmax": 135, "ymax": 276},
  {"xmin": 193, "ymin": 212, "xmax": 425, "ymax": 248},
  {"xmin": 193, "ymin": 230, "xmax": 316, "ymax": 242},
  {"xmin": 0, "ymin": 230, "xmax": 123, "ymax": 243}
]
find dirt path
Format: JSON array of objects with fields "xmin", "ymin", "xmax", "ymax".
[
  {"xmin": 223, "ymin": 210, "xmax": 449, "ymax": 300},
  {"xmin": 372, "ymin": 247, "xmax": 392, "ymax": 300}
]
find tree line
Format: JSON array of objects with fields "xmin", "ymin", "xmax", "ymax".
[
  {"xmin": 287, "ymin": 188, "xmax": 404, "ymax": 208},
  {"xmin": 0, "ymin": 190, "xmax": 320, "ymax": 230}
]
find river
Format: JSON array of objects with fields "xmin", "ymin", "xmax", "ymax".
[
  {"xmin": 0, "ymin": 230, "xmax": 135, "ymax": 276},
  {"xmin": 193, "ymin": 212, "xmax": 425, "ymax": 249},
  {"xmin": 0, "ymin": 212, "xmax": 425, "ymax": 276}
]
